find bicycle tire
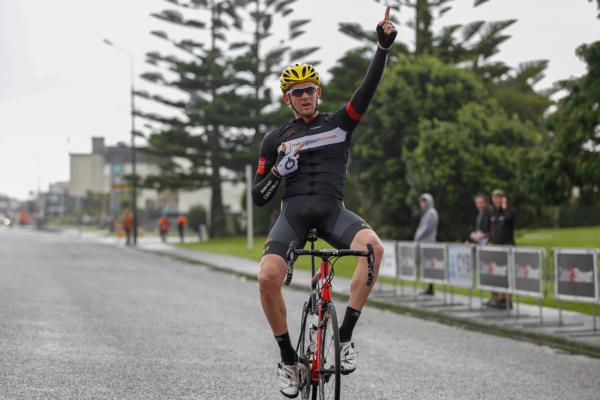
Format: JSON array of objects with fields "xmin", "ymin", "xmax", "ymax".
[
  {"xmin": 318, "ymin": 302, "xmax": 341, "ymax": 400},
  {"xmin": 297, "ymin": 300, "xmax": 314, "ymax": 400}
]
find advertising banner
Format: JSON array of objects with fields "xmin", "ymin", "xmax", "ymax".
[
  {"xmin": 397, "ymin": 242, "xmax": 418, "ymax": 281},
  {"xmin": 447, "ymin": 245, "xmax": 474, "ymax": 289},
  {"xmin": 379, "ymin": 240, "xmax": 398, "ymax": 278},
  {"xmin": 477, "ymin": 246, "xmax": 511, "ymax": 293},
  {"xmin": 419, "ymin": 244, "xmax": 447, "ymax": 283},
  {"xmin": 512, "ymin": 248, "xmax": 544, "ymax": 298},
  {"xmin": 555, "ymin": 249, "xmax": 598, "ymax": 303}
]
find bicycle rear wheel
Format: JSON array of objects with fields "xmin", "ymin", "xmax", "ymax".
[{"xmin": 318, "ymin": 302, "xmax": 340, "ymax": 400}]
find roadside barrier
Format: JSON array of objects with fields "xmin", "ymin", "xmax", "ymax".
[
  {"xmin": 513, "ymin": 247, "xmax": 544, "ymax": 299},
  {"xmin": 373, "ymin": 241, "xmax": 600, "ymax": 335},
  {"xmin": 420, "ymin": 243, "xmax": 447, "ymax": 284}
]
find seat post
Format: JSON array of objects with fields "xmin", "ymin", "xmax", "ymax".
[{"xmin": 307, "ymin": 228, "xmax": 318, "ymax": 249}]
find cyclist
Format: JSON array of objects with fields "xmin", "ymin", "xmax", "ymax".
[{"xmin": 253, "ymin": 7, "xmax": 396, "ymax": 398}]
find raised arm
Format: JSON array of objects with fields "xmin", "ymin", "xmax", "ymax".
[{"xmin": 344, "ymin": 6, "xmax": 398, "ymax": 123}]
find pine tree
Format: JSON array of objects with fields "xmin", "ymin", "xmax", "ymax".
[
  {"xmin": 137, "ymin": 0, "xmax": 247, "ymax": 237},
  {"xmin": 227, "ymin": 0, "xmax": 319, "ymax": 170},
  {"xmin": 137, "ymin": 0, "xmax": 318, "ymax": 236},
  {"xmin": 325, "ymin": 0, "xmax": 555, "ymax": 237},
  {"xmin": 541, "ymin": 41, "xmax": 600, "ymax": 205}
]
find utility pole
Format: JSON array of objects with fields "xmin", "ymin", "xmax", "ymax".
[
  {"xmin": 245, "ymin": 164, "xmax": 254, "ymax": 249},
  {"xmin": 103, "ymin": 39, "xmax": 138, "ymax": 245}
]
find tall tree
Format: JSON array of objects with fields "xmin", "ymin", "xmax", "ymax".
[
  {"xmin": 228, "ymin": 0, "xmax": 319, "ymax": 170},
  {"xmin": 337, "ymin": 0, "xmax": 510, "ymax": 65},
  {"xmin": 138, "ymin": 0, "xmax": 246, "ymax": 237},
  {"xmin": 230, "ymin": 0, "xmax": 320, "ymax": 234},
  {"xmin": 540, "ymin": 41, "xmax": 600, "ymax": 206},
  {"xmin": 138, "ymin": 0, "xmax": 318, "ymax": 237},
  {"xmin": 592, "ymin": 0, "xmax": 600, "ymax": 18},
  {"xmin": 321, "ymin": 0, "xmax": 556, "ymax": 239},
  {"xmin": 487, "ymin": 60, "xmax": 553, "ymax": 127},
  {"xmin": 333, "ymin": 55, "xmax": 545, "ymax": 239},
  {"xmin": 347, "ymin": 55, "xmax": 489, "ymax": 238},
  {"xmin": 405, "ymin": 102, "xmax": 544, "ymax": 239},
  {"xmin": 335, "ymin": 0, "xmax": 553, "ymax": 127}
]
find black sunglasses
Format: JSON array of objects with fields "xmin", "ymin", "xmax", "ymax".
[{"xmin": 287, "ymin": 85, "xmax": 318, "ymax": 97}]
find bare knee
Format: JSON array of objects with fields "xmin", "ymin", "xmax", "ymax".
[
  {"xmin": 258, "ymin": 256, "xmax": 286, "ymax": 295},
  {"xmin": 351, "ymin": 230, "xmax": 384, "ymax": 271}
]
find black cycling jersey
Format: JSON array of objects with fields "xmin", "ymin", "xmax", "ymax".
[{"xmin": 252, "ymin": 47, "xmax": 389, "ymax": 206}]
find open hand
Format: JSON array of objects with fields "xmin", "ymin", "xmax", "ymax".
[{"xmin": 377, "ymin": 6, "xmax": 397, "ymax": 50}]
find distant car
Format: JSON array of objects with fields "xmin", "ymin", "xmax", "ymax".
[{"xmin": 0, "ymin": 213, "xmax": 12, "ymax": 227}]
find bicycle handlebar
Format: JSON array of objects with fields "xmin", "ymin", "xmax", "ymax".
[{"xmin": 284, "ymin": 242, "xmax": 376, "ymax": 287}]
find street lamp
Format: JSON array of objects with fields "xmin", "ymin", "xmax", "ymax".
[{"xmin": 103, "ymin": 38, "xmax": 138, "ymax": 245}]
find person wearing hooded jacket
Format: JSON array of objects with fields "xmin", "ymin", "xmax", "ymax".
[{"xmin": 414, "ymin": 193, "xmax": 439, "ymax": 295}]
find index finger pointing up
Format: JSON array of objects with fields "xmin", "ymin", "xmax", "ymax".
[{"xmin": 384, "ymin": 6, "xmax": 391, "ymax": 21}]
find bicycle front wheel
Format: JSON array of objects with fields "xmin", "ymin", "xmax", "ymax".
[
  {"xmin": 297, "ymin": 300, "xmax": 316, "ymax": 400},
  {"xmin": 318, "ymin": 302, "xmax": 340, "ymax": 400}
]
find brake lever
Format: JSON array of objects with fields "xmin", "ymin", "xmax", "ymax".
[
  {"xmin": 284, "ymin": 241, "xmax": 297, "ymax": 286},
  {"xmin": 366, "ymin": 244, "xmax": 375, "ymax": 287}
]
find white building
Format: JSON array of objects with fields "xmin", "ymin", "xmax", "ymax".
[{"xmin": 69, "ymin": 137, "xmax": 244, "ymax": 217}]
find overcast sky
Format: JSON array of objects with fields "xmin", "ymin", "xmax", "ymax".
[{"xmin": 0, "ymin": 0, "xmax": 598, "ymax": 200}]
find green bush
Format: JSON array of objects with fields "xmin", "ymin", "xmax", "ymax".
[{"xmin": 559, "ymin": 206, "xmax": 600, "ymax": 227}]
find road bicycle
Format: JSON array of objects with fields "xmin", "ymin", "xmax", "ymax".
[{"xmin": 284, "ymin": 229, "xmax": 375, "ymax": 400}]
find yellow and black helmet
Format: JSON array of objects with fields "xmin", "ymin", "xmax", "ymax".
[{"xmin": 279, "ymin": 64, "xmax": 320, "ymax": 92}]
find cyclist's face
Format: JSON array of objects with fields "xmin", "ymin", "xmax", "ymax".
[{"xmin": 284, "ymin": 82, "xmax": 320, "ymax": 118}]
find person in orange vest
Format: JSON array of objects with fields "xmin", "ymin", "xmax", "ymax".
[
  {"xmin": 18, "ymin": 208, "xmax": 29, "ymax": 225},
  {"xmin": 176, "ymin": 214, "xmax": 189, "ymax": 243},
  {"xmin": 158, "ymin": 214, "xmax": 170, "ymax": 243},
  {"xmin": 122, "ymin": 209, "xmax": 133, "ymax": 246}
]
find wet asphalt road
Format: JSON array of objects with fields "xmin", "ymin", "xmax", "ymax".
[{"xmin": 1, "ymin": 228, "xmax": 599, "ymax": 400}]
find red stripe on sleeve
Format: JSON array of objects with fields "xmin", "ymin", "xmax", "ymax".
[
  {"xmin": 345, "ymin": 102, "xmax": 363, "ymax": 122},
  {"xmin": 256, "ymin": 156, "xmax": 266, "ymax": 175}
]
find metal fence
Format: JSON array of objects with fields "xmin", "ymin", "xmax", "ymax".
[{"xmin": 375, "ymin": 242, "xmax": 599, "ymax": 330}]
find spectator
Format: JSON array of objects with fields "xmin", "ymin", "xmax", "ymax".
[
  {"xmin": 469, "ymin": 194, "xmax": 491, "ymax": 244},
  {"xmin": 158, "ymin": 215, "xmax": 170, "ymax": 243},
  {"xmin": 176, "ymin": 214, "xmax": 189, "ymax": 243},
  {"xmin": 414, "ymin": 193, "xmax": 439, "ymax": 296},
  {"xmin": 486, "ymin": 189, "xmax": 516, "ymax": 309},
  {"xmin": 18, "ymin": 209, "xmax": 29, "ymax": 225},
  {"xmin": 122, "ymin": 209, "xmax": 133, "ymax": 246},
  {"xmin": 490, "ymin": 190, "xmax": 515, "ymax": 246}
]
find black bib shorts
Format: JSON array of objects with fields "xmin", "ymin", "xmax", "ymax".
[{"xmin": 263, "ymin": 194, "xmax": 371, "ymax": 259}]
